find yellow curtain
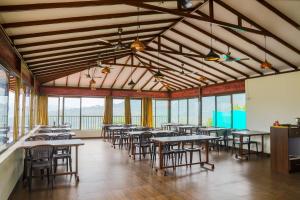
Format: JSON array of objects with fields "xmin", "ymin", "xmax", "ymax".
[
  {"xmin": 38, "ymin": 95, "xmax": 48, "ymax": 125},
  {"xmin": 13, "ymin": 78, "xmax": 20, "ymax": 142},
  {"xmin": 142, "ymin": 97, "xmax": 153, "ymax": 127},
  {"xmin": 21, "ymin": 85, "xmax": 26, "ymax": 136},
  {"xmin": 125, "ymin": 97, "xmax": 131, "ymax": 125},
  {"xmin": 103, "ymin": 96, "xmax": 113, "ymax": 124},
  {"xmin": 29, "ymin": 89, "xmax": 35, "ymax": 129}
]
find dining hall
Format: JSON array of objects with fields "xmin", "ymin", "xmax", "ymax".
[{"xmin": 0, "ymin": 0, "xmax": 300, "ymax": 199}]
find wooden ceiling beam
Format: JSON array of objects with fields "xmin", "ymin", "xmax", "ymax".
[
  {"xmin": 182, "ymin": 20, "xmax": 268, "ymax": 74},
  {"xmin": 37, "ymin": 67, "xmax": 88, "ymax": 82},
  {"xmin": 3, "ymin": 11, "xmax": 161, "ymax": 28},
  {"xmin": 21, "ymin": 35, "xmax": 153, "ymax": 55},
  {"xmin": 161, "ymin": 35, "xmax": 238, "ymax": 80},
  {"xmin": 28, "ymin": 50, "xmax": 131, "ymax": 67},
  {"xmin": 16, "ymin": 27, "xmax": 162, "ymax": 48},
  {"xmin": 11, "ymin": 19, "xmax": 176, "ymax": 40},
  {"xmin": 152, "ymin": 41, "xmax": 222, "ymax": 82},
  {"xmin": 214, "ymin": 0, "xmax": 300, "ymax": 55},
  {"xmin": 124, "ymin": 1, "xmax": 269, "ymax": 35},
  {"xmin": 135, "ymin": 54, "xmax": 201, "ymax": 87},
  {"xmin": 121, "ymin": 65, "xmax": 139, "ymax": 89},
  {"xmin": 145, "ymin": 47, "xmax": 204, "ymax": 57},
  {"xmin": 140, "ymin": 51, "xmax": 208, "ymax": 85},
  {"xmin": 170, "ymin": 29, "xmax": 250, "ymax": 77},
  {"xmin": 140, "ymin": 76, "xmax": 155, "ymax": 90},
  {"xmin": 0, "ymin": 1, "xmax": 183, "ymax": 12},
  {"xmin": 256, "ymin": 0, "xmax": 300, "ymax": 30},
  {"xmin": 99, "ymin": 73, "xmax": 108, "ymax": 89},
  {"xmin": 149, "ymin": 81, "xmax": 160, "ymax": 91},
  {"xmin": 110, "ymin": 56, "xmax": 131, "ymax": 89},
  {"xmin": 131, "ymin": 69, "xmax": 148, "ymax": 90}
]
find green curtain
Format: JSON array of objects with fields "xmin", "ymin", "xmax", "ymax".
[
  {"xmin": 37, "ymin": 95, "xmax": 48, "ymax": 125},
  {"xmin": 142, "ymin": 97, "xmax": 153, "ymax": 128},
  {"xmin": 13, "ymin": 78, "xmax": 20, "ymax": 142},
  {"xmin": 103, "ymin": 96, "xmax": 113, "ymax": 124},
  {"xmin": 125, "ymin": 97, "xmax": 131, "ymax": 125}
]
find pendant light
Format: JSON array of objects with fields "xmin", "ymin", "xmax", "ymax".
[
  {"xmin": 205, "ymin": 23, "xmax": 220, "ymax": 61},
  {"xmin": 128, "ymin": 66, "xmax": 136, "ymax": 86},
  {"xmin": 90, "ymin": 78, "xmax": 97, "ymax": 90},
  {"xmin": 260, "ymin": 36, "xmax": 272, "ymax": 69},
  {"xmin": 131, "ymin": 7, "xmax": 145, "ymax": 52}
]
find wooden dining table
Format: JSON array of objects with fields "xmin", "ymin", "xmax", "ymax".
[
  {"xmin": 32, "ymin": 131, "xmax": 76, "ymax": 137},
  {"xmin": 177, "ymin": 125, "xmax": 199, "ymax": 134},
  {"xmin": 151, "ymin": 135, "xmax": 219, "ymax": 175},
  {"xmin": 231, "ymin": 130, "xmax": 270, "ymax": 160},
  {"xmin": 18, "ymin": 139, "xmax": 84, "ymax": 181},
  {"xmin": 198, "ymin": 127, "xmax": 228, "ymax": 135},
  {"xmin": 126, "ymin": 130, "xmax": 176, "ymax": 159}
]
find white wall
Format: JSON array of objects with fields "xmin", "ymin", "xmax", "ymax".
[{"xmin": 246, "ymin": 71, "xmax": 300, "ymax": 153}]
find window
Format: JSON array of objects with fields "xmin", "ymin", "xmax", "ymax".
[
  {"xmin": 18, "ymin": 87, "xmax": 23, "ymax": 137},
  {"xmin": 152, "ymin": 99, "xmax": 168, "ymax": 128},
  {"xmin": 188, "ymin": 98, "xmax": 199, "ymax": 125},
  {"xmin": 113, "ymin": 99, "xmax": 125, "ymax": 124},
  {"xmin": 48, "ymin": 97, "xmax": 59, "ymax": 126},
  {"xmin": 202, "ymin": 96, "xmax": 216, "ymax": 127},
  {"xmin": 178, "ymin": 99, "xmax": 187, "ymax": 124},
  {"xmin": 171, "ymin": 100, "xmax": 178, "ymax": 123},
  {"xmin": 216, "ymin": 96, "xmax": 232, "ymax": 128},
  {"xmin": 81, "ymin": 97, "xmax": 104, "ymax": 129},
  {"xmin": 233, "ymin": 93, "xmax": 246, "ymax": 129},
  {"xmin": 0, "ymin": 66, "xmax": 9, "ymax": 153},
  {"xmin": 130, "ymin": 99, "xmax": 141, "ymax": 125},
  {"xmin": 24, "ymin": 87, "xmax": 31, "ymax": 133},
  {"xmin": 8, "ymin": 90, "xmax": 15, "ymax": 135},
  {"xmin": 64, "ymin": 98, "xmax": 81, "ymax": 129}
]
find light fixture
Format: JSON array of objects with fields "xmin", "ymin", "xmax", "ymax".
[
  {"xmin": 153, "ymin": 70, "xmax": 164, "ymax": 79},
  {"xmin": 131, "ymin": 7, "xmax": 145, "ymax": 52},
  {"xmin": 205, "ymin": 23, "xmax": 220, "ymax": 61},
  {"xmin": 198, "ymin": 75, "xmax": 207, "ymax": 81},
  {"xmin": 90, "ymin": 79, "xmax": 97, "ymax": 90},
  {"xmin": 131, "ymin": 37, "xmax": 145, "ymax": 52},
  {"xmin": 101, "ymin": 66, "xmax": 110, "ymax": 74},
  {"xmin": 261, "ymin": 36, "xmax": 272, "ymax": 69},
  {"xmin": 128, "ymin": 65, "xmax": 136, "ymax": 86},
  {"xmin": 177, "ymin": 0, "xmax": 193, "ymax": 9}
]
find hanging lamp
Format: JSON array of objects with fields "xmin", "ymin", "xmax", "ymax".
[
  {"xmin": 205, "ymin": 23, "xmax": 220, "ymax": 61},
  {"xmin": 131, "ymin": 7, "xmax": 145, "ymax": 52},
  {"xmin": 90, "ymin": 78, "xmax": 97, "ymax": 90},
  {"xmin": 128, "ymin": 65, "xmax": 136, "ymax": 86},
  {"xmin": 261, "ymin": 36, "xmax": 272, "ymax": 69}
]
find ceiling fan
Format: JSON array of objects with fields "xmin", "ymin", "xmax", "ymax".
[
  {"xmin": 174, "ymin": 63, "xmax": 198, "ymax": 76},
  {"xmin": 220, "ymin": 47, "xmax": 250, "ymax": 62},
  {"xmin": 97, "ymin": 28, "xmax": 129, "ymax": 50},
  {"xmin": 96, "ymin": 56, "xmax": 115, "ymax": 74}
]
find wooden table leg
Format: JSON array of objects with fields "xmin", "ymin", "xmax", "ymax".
[
  {"xmin": 158, "ymin": 142, "xmax": 164, "ymax": 174},
  {"xmin": 205, "ymin": 140, "xmax": 209, "ymax": 163},
  {"xmin": 239, "ymin": 135, "xmax": 243, "ymax": 158},
  {"xmin": 75, "ymin": 146, "xmax": 79, "ymax": 182},
  {"xmin": 261, "ymin": 135, "xmax": 264, "ymax": 157}
]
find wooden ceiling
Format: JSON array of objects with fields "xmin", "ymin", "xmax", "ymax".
[{"xmin": 0, "ymin": 0, "xmax": 299, "ymax": 91}]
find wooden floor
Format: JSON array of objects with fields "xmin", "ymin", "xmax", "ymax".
[{"xmin": 11, "ymin": 139, "xmax": 300, "ymax": 200}]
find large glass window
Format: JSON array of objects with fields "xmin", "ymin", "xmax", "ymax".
[
  {"xmin": 216, "ymin": 96, "xmax": 232, "ymax": 128},
  {"xmin": 48, "ymin": 97, "xmax": 59, "ymax": 126},
  {"xmin": 0, "ymin": 66, "xmax": 9, "ymax": 153},
  {"xmin": 24, "ymin": 87, "xmax": 31, "ymax": 133},
  {"xmin": 81, "ymin": 98, "xmax": 104, "ymax": 130},
  {"xmin": 113, "ymin": 99, "xmax": 125, "ymax": 124},
  {"xmin": 188, "ymin": 98, "xmax": 199, "ymax": 125},
  {"xmin": 178, "ymin": 99, "xmax": 187, "ymax": 124},
  {"xmin": 64, "ymin": 98, "xmax": 81, "ymax": 129},
  {"xmin": 233, "ymin": 93, "xmax": 246, "ymax": 129},
  {"xmin": 202, "ymin": 96, "xmax": 216, "ymax": 127},
  {"xmin": 171, "ymin": 100, "xmax": 179, "ymax": 123},
  {"xmin": 130, "ymin": 99, "xmax": 141, "ymax": 125},
  {"xmin": 152, "ymin": 99, "xmax": 168, "ymax": 128}
]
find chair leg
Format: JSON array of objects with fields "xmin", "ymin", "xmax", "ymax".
[
  {"xmin": 190, "ymin": 151, "xmax": 193, "ymax": 167},
  {"xmin": 47, "ymin": 168, "xmax": 50, "ymax": 185},
  {"xmin": 69, "ymin": 157, "xmax": 72, "ymax": 172},
  {"xmin": 28, "ymin": 166, "xmax": 32, "ymax": 192}
]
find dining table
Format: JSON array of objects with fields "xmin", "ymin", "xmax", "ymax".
[
  {"xmin": 231, "ymin": 130, "xmax": 270, "ymax": 160},
  {"xmin": 19, "ymin": 139, "xmax": 84, "ymax": 181},
  {"xmin": 126, "ymin": 130, "xmax": 176, "ymax": 159},
  {"xmin": 151, "ymin": 135, "xmax": 219, "ymax": 175}
]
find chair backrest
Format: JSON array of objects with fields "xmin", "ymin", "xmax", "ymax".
[
  {"xmin": 29, "ymin": 145, "xmax": 54, "ymax": 161},
  {"xmin": 54, "ymin": 134, "xmax": 72, "ymax": 140},
  {"xmin": 26, "ymin": 135, "xmax": 51, "ymax": 141},
  {"xmin": 140, "ymin": 132, "xmax": 153, "ymax": 143}
]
